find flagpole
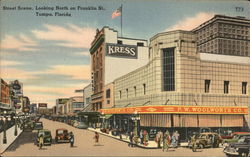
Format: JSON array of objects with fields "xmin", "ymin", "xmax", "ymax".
[{"xmin": 121, "ymin": 4, "xmax": 123, "ymax": 37}]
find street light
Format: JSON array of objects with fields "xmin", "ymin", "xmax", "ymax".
[
  {"xmin": 14, "ymin": 111, "xmax": 18, "ymax": 136},
  {"xmin": 131, "ymin": 110, "xmax": 140, "ymax": 137},
  {"xmin": 2, "ymin": 111, "xmax": 11, "ymax": 144},
  {"xmin": 100, "ymin": 112, "xmax": 105, "ymax": 129}
]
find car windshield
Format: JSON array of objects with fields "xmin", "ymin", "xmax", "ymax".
[
  {"xmin": 36, "ymin": 123, "xmax": 42, "ymax": 126},
  {"xmin": 39, "ymin": 131, "xmax": 51, "ymax": 136},
  {"xmin": 44, "ymin": 131, "xmax": 51, "ymax": 136},
  {"xmin": 57, "ymin": 130, "xmax": 67, "ymax": 134}
]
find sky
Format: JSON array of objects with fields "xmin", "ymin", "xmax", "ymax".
[{"xmin": 0, "ymin": 0, "xmax": 249, "ymax": 107}]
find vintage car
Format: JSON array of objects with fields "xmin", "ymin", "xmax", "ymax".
[
  {"xmin": 55, "ymin": 128, "xmax": 70, "ymax": 143},
  {"xmin": 76, "ymin": 122, "xmax": 88, "ymax": 129},
  {"xmin": 189, "ymin": 132, "xmax": 222, "ymax": 149},
  {"xmin": 34, "ymin": 122, "xmax": 43, "ymax": 130},
  {"xmin": 22, "ymin": 120, "xmax": 34, "ymax": 131},
  {"xmin": 223, "ymin": 133, "xmax": 250, "ymax": 146},
  {"xmin": 36, "ymin": 129, "xmax": 52, "ymax": 146},
  {"xmin": 224, "ymin": 137, "xmax": 250, "ymax": 157}
]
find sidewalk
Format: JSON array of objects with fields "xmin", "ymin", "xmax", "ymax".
[{"xmin": 88, "ymin": 128, "xmax": 158, "ymax": 149}]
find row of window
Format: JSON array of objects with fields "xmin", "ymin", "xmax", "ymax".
[
  {"xmin": 205, "ymin": 80, "xmax": 247, "ymax": 94},
  {"xmin": 117, "ymin": 40, "xmax": 145, "ymax": 46},
  {"xmin": 117, "ymin": 84, "xmax": 146, "ymax": 99}
]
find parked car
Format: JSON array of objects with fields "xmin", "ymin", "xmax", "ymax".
[
  {"xmin": 223, "ymin": 133, "xmax": 250, "ymax": 146},
  {"xmin": 34, "ymin": 122, "xmax": 43, "ymax": 130},
  {"xmin": 22, "ymin": 120, "xmax": 34, "ymax": 131},
  {"xmin": 189, "ymin": 132, "xmax": 222, "ymax": 149},
  {"xmin": 224, "ymin": 137, "xmax": 250, "ymax": 157},
  {"xmin": 76, "ymin": 122, "xmax": 88, "ymax": 129},
  {"xmin": 221, "ymin": 132, "xmax": 250, "ymax": 140},
  {"xmin": 36, "ymin": 129, "xmax": 52, "ymax": 146}
]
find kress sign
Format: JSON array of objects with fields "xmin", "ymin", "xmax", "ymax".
[{"xmin": 106, "ymin": 43, "xmax": 137, "ymax": 58}]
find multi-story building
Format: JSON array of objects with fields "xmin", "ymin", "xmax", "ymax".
[
  {"xmin": 22, "ymin": 96, "xmax": 30, "ymax": 112},
  {"xmin": 193, "ymin": 15, "xmax": 249, "ymax": 57},
  {"xmin": 83, "ymin": 84, "xmax": 92, "ymax": 108},
  {"xmin": 66, "ymin": 96, "xmax": 84, "ymax": 115},
  {"xmin": 90, "ymin": 27, "xmax": 149, "ymax": 112},
  {"xmin": 0, "ymin": 79, "xmax": 10, "ymax": 109},
  {"xmin": 100, "ymin": 15, "xmax": 250, "ymax": 140},
  {"xmin": 56, "ymin": 98, "xmax": 69, "ymax": 115}
]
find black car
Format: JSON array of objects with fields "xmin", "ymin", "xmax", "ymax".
[
  {"xmin": 223, "ymin": 137, "xmax": 250, "ymax": 157},
  {"xmin": 34, "ymin": 122, "xmax": 43, "ymax": 130}
]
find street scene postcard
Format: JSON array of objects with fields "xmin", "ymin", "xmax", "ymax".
[{"xmin": 0, "ymin": 0, "xmax": 250, "ymax": 156}]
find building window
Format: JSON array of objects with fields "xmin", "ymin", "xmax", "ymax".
[
  {"xmin": 117, "ymin": 40, "xmax": 123, "ymax": 44},
  {"xmin": 106, "ymin": 89, "xmax": 110, "ymax": 98},
  {"xmin": 242, "ymin": 82, "xmax": 247, "ymax": 94},
  {"xmin": 205, "ymin": 80, "xmax": 211, "ymax": 93},
  {"xmin": 119, "ymin": 90, "xmax": 122, "ymax": 99},
  {"xmin": 162, "ymin": 47, "xmax": 175, "ymax": 91},
  {"xmin": 134, "ymin": 86, "xmax": 136, "ymax": 96},
  {"xmin": 224, "ymin": 81, "xmax": 229, "ymax": 94},
  {"xmin": 137, "ymin": 42, "xmax": 144, "ymax": 46},
  {"xmin": 126, "ymin": 88, "xmax": 128, "ymax": 98},
  {"xmin": 107, "ymin": 100, "xmax": 110, "ymax": 104},
  {"xmin": 143, "ymin": 84, "xmax": 146, "ymax": 95}
]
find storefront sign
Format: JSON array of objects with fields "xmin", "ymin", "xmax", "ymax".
[
  {"xmin": 106, "ymin": 43, "xmax": 137, "ymax": 58},
  {"xmin": 38, "ymin": 103, "xmax": 47, "ymax": 108},
  {"xmin": 99, "ymin": 105, "xmax": 248, "ymax": 115}
]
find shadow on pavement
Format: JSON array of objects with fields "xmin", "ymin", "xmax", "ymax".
[{"xmin": 5, "ymin": 131, "xmax": 37, "ymax": 152}]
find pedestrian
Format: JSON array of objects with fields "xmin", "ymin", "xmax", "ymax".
[
  {"xmin": 128, "ymin": 131, "xmax": 134, "ymax": 147},
  {"xmin": 143, "ymin": 130, "xmax": 148, "ymax": 146},
  {"xmin": 163, "ymin": 130, "xmax": 170, "ymax": 152},
  {"xmin": 191, "ymin": 134, "xmax": 198, "ymax": 152},
  {"xmin": 174, "ymin": 131, "xmax": 180, "ymax": 147},
  {"xmin": 139, "ymin": 130, "xmax": 144, "ymax": 145},
  {"xmin": 69, "ymin": 132, "xmax": 74, "ymax": 147},
  {"xmin": 156, "ymin": 130, "xmax": 163, "ymax": 148},
  {"xmin": 38, "ymin": 134, "xmax": 44, "ymax": 150},
  {"xmin": 94, "ymin": 132, "xmax": 99, "ymax": 145},
  {"xmin": 171, "ymin": 133, "xmax": 177, "ymax": 148}
]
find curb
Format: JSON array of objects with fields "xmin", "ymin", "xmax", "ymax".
[
  {"xmin": 87, "ymin": 128, "xmax": 158, "ymax": 149},
  {"xmin": 0, "ymin": 129, "xmax": 23, "ymax": 155}
]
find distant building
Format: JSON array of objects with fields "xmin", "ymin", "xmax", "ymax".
[
  {"xmin": 30, "ymin": 103, "xmax": 37, "ymax": 114},
  {"xmin": 0, "ymin": 78, "xmax": 10, "ymax": 110},
  {"xmin": 22, "ymin": 96, "xmax": 30, "ymax": 113},
  {"xmin": 56, "ymin": 98, "xmax": 69, "ymax": 115}
]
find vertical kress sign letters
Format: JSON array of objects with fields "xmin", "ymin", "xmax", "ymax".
[{"xmin": 106, "ymin": 43, "xmax": 138, "ymax": 58}]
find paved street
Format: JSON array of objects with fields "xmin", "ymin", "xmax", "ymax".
[{"xmin": 2, "ymin": 118, "xmax": 226, "ymax": 157}]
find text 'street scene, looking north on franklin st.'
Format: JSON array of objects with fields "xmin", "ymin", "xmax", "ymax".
[{"xmin": 0, "ymin": 0, "xmax": 250, "ymax": 156}]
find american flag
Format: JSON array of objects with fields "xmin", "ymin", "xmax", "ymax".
[{"xmin": 112, "ymin": 6, "xmax": 122, "ymax": 19}]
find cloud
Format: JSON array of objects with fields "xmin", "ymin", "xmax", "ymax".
[
  {"xmin": 74, "ymin": 51, "xmax": 90, "ymax": 56},
  {"xmin": 166, "ymin": 12, "xmax": 215, "ymax": 31},
  {"xmin": 32, "ymin": 24, "xmax": 96, "ymax": 48},
  {"xmin": 41, "ymin": 64, "xmax": 91, "ymax": 80},
  {"xmin": 1, "ymin": 60, "xmax": 24, "ymax": 66},
  {"xmin": 1, "ymin": 67, "xmax": 37, "ymax": 80},
  {"xmin": 0, "ymin": 34, "xmax": 38, "ymax": 51}
]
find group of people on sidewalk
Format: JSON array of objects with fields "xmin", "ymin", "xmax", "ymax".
[
  {"xmin": 128, "ymin": 130, "xmax": 149, "ymax": 147},
  {"xmin": 155, "ymin": 130, "xmax": 180, "ymax": 152}
]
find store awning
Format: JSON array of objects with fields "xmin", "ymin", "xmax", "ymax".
[
  {"xmin": 99, "ymin": 105, "xmax": 248, "ymax": 115},
  {"xmin": 105, "ymin": 114, "xmax": 113, "ymax": 119}
]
